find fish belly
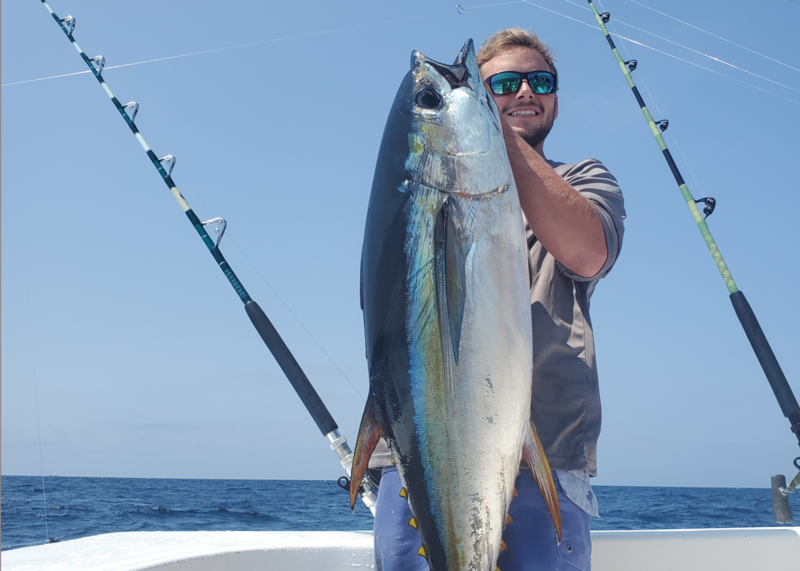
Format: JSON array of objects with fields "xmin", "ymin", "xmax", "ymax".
[{"xmin": 398, "ymin": 186, "xmax": 532, "ymax": 571}]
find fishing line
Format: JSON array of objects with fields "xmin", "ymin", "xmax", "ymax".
[
  {"xmin": 18, "ymin": 255, "xmax": 58, "ymax": 546},
  {"xmin": 3, "ymin": 68, "xmax": 89, "ymax": 87},
  {"xmin": 585, "ymin": 0, "xmax": 800, "ymax": 507},
  {"xmin": 516, "ymin": 0, "xmax": 800, "ymax": 105},
  {"xmin": 137, "ymin": 158, "xmax": 365, "ymax": 402},
  {"xmin": 630, "ymin": 0, "xmax": 800, "ymax": 75},
  {"xmin": 5, "ymin": 8, "xmax": 453, "ymax": 88},
  {"xmin": 596, "ymin": 0, "xmax": 710, "ymax": 219},
  {"xmin": 2, "ymin": 48, "xmax": 257, "ymax": 87},
  {"xmin": 559, "ymin": 0, "xmax": 800, "ymax": 96},
  {"xmin": 459, "ymin": 0, "xmax": 529, "ymax": 12},
  {"xmin": 224, "ymin": 236, "xmax": 366, "ymax": 401},
  {"xmin": 9, "ymin": 2, "xmax": 433, "ymax": 401},
  {"xmin": 33, "ymin": 386, "xmax": 52, "ymax": 543},
  {"xmin": 605, "ymin": 16, "xmax": 800, "ymax": 95},
  {"xmin": 616, "ymin": 39, "xmax": 800, "ymax": 106},
  {"xmin": 637, "ymin": 79, "xmax": 711, "ymax": 209},
  {"xmin": 17, "ymin": 1, "xmax": 796, "ymax": 104},
  {"xmin": 39, "ymin": 0, "xmax": 378, "ymax": 514},
  {"xmin": 521, "ymin": 0, "xmax": 598, "ymax": 29}
]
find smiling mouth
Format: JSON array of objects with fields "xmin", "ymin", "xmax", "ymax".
[{"xmin": 509, "ymin": 109, "xmax": 540, "ymax": 116}]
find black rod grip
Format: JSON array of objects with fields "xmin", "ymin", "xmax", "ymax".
[
  {"xmin": 730, "ymin": 291, "xmax": 800, "ymax": 442},
  {"xmin": 245, "ymin": 300, "xmax": 338, "ymax": 436}
]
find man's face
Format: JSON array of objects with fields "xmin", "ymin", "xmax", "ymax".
[{"xmin": 480, "ymin": 47, "xmax": 559, "ymax": 153}]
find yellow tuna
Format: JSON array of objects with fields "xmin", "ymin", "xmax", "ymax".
[{"xmin": 352, "ymin": 39, "xmax": 560, "ymax": 571}]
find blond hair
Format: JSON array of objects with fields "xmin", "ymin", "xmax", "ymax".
[{"xmin": 477, "ymin": 28, "xmax": 558, "ymax": 87}]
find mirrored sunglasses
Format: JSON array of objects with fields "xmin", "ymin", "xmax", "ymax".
[{"xmin": 484, "ymin": 71, "xmax": 557, "ymax": 95}]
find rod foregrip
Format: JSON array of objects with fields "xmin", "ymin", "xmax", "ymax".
[
  {"xmin": 730, "ymin": 291, "xmax": 800, "ymax": 443},
  {"xmin": 245, "ymin": 300, "xmax": 339, "ymax": 436}
]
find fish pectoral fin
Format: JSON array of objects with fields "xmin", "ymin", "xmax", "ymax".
[
  {"xmin": 434, "ymin": 199, "xmax": 472, "ymax": 364},
  {"xmin": 522, "ymin": 421, "xmax": 562, "ymax": 542},
  {"xmin": 350, "ymin": 395, "xmax": 382, "ymax": 511}
]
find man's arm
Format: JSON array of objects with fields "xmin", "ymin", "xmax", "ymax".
[{"xmin": 502, "ymin": 119, "xmax": 608, "ymax": 279}]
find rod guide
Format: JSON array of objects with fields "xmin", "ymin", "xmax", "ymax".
[
  {"xmin": 59, "ymin": 15, "xmax": 75, "ymax": 35},
  {"xmin": 695, "ymin": 197, "xmax": 716, "ymax": 219}
]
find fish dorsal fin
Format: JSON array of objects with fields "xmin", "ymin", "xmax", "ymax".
[
  {"xmin": 521, "ymin": 421, "xmax": 562, "ymax": 541},
  {"xmin": 350, "ymin": 394, "xmax": 383, "ymax": 510},
  {"xmin": 434, "ymin": 199, "xmax": 472, "ymax": 364}
]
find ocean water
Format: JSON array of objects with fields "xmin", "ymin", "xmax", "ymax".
[{"xmin": 2, "ymin": 475, "xmax": 799, "ymax": 551}]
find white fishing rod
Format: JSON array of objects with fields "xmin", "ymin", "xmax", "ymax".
[{"xmin": 39, "ymin": 0, "xmax": 377, "ymax": 514}]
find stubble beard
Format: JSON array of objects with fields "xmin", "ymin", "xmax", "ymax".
[{"xmin": 515, "ymin": 108, "xmax": 556, "ymax": 150}]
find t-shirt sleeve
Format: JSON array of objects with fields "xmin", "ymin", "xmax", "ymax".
[{"xmin": 553, "ymin": 159, "xmax": 626, "ymax": 282}]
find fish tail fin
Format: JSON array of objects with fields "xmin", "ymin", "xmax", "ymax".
[
  {"xmin": 350, "ymin": 394, "xmax": 382, "ymax": 511},
  {"xmin": 521, "ymin": 421, "xmax": 562, "ymax": 542}
]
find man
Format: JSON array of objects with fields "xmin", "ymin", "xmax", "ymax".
[{"xmin": 372, "ymin": 29, "xmax": 625, "ymax": 571}]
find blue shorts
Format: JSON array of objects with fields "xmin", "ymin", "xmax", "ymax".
[{"xmin": 373, "ymin": 466, "xmax": 591, "ymax": 571}]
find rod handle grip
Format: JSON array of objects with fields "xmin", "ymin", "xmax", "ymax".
[
  {"xmin": 245, "ymin": 300, "xmax": 338, "ymax": 436},
  {"xmin": 730, "ymin": 291, "xmax": 800, "ymax": 443}
]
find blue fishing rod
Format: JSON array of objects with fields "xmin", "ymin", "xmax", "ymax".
[
  {"xmin": 39, "ymin": 0, "xmax": 377, "ymax": 514},
  {"xmin": 586, "ymin": 0, "xmax": 800, "ymax": 521}
]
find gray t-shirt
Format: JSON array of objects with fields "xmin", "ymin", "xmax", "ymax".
[
  {"xmin": 530, "ymin": 158, "xmax": 625, "ymax": 476},
  {"xmin": 368, "ymin": 158, "xmax": 625, "ymax": 473}
]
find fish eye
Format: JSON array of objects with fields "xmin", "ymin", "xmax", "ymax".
[{"xmin": 415, "ymin": 88, "xmax": 442, "ymax": 110}]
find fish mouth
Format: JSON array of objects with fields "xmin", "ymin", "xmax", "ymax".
[
  {"xmin": 411, "ymin": 39, "xmax": 479, "ymax": 92},
  {"xmin": 411, "ymin": 53, "xmax": 471, "ymax": 91}
]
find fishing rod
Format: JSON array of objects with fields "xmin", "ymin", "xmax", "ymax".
[
  {"xmin": 39, "ymin": 0, "xmax": 378, "ymax": 515},
  {"xmin": 586, "ymin": 0, "xmax": 800, "ymax": 522}
]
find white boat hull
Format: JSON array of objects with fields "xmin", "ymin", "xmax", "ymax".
[{"xmin": 4, "ymin": 528, "xmax": 800, "ymax": 570}]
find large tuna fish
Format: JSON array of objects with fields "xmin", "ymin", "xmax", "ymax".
[{"xmin": 351, "ymin": 39, "xmax": 561, "ymax": 571}]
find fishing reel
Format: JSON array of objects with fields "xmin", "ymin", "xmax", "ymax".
[
  {"xmin": 337, "ymin": 468, "xmax": 382, "ymax": 494},
  {"xmin": 771, "ymin": 457, "xmax": 800, "ymax": 523}
]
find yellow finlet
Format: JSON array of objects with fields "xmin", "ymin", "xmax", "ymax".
[
  {"xmin": 418, "ymin": 545, "xmax": 427, "ymax": 557},
  {"xmin": 391, "ymin": 457, "xmax": 395, "ymax": 464},
  {"xmin": 408, "ymin": 517, "xmax": 418, "ymax": 529},
  {"xmin": 505, "ymin": 514, "xmax": 513, "ymax": 526},
  {"xmin": 499, "ymin": 541, "xmax": 508, "ymax": 553},
  {"xmin": 399, "ymin": 487, "xmax": 407, "ymax": 498}
]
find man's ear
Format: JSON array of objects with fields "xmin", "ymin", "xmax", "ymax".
[{"xmin": 554, "ymin": 95, "xmax": 559, "ymax": 121}]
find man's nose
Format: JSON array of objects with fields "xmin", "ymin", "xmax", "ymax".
[{"xmin": 516, "ymin": 78, "xmax": 537, "ymax": 98}]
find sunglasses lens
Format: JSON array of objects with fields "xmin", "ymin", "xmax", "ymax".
[
  {"xmin": 528, "ymin": 72, "xmax": 555, "ymax": 94},
  {"xmin": 488, "ymin": 72, "xmax": 555, "ymax": 95},
  {"xmin": 490, "ymin": 73, "xmax": 522, "ymax": 95}
]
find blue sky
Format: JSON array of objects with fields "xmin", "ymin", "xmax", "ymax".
[{"xmin": 3, "ymin": 0, "xmax": 800, "ymax": 489}]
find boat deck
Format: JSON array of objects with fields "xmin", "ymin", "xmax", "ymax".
[{"xmin": 4, "ymin": 528, "xmax": 800, "ymax": 570}]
